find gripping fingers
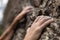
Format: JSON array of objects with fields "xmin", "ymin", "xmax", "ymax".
[
  {"xmin": 23, "ymin": 6, "xmax": 33, "ymax": 12},
  {"xmin": 25, "ymin": 6, "xmax": 33, "ymax": 10},
  {"xmin": 33, "ymin": 15, "xmax": 44, "ymax": 23},
  {"xmin": 33, "ymin": 16, "xmax": 40, "ymax": 23},
  {"xmin": 40, "ymin": 18, "xmax": 54, "ymax": 29},
  {"xmin": 37, "ymin": 16, "xmax": 51, "ymax": 25}
]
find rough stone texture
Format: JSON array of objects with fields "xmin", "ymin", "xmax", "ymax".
[{"xmin": 3, "ymin": 0, "xmax": 60, "ymax": 40}]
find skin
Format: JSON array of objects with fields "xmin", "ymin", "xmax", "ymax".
[
  {"xmin": 0, "ymin": 6, "xmax": 54, "ymax": 40},
  {"xmin": 0, "ymin": 6, "xmax": 33, "ymax": 40},
  {"xmin": 24, "ymin": 16, "xmax": 53, "ymax": 40}
]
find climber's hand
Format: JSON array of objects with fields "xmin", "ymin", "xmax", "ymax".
[
  {"xmin": 15, "ymin": 6, "xmax": 33, "ymax": 21},
  {"xmin": 21, "ymin": 6, "xmax": 33, "ymax": 14},
  {"xmin": 24, "ymin": 16, "xmax": 54, "ymax": 40}
]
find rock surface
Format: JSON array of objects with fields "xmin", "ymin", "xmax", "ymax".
[{"xmin": 3, "ymin": 0, "xmax": 60, "ymax": 40}]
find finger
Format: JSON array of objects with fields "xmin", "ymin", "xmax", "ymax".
[
  {"xmin": 25, "ymin": 6, "xmax": 33, "ymax": 10},
  {"xmin": 36, "ymin": 16, "xmax": 44, "ymax": 23},
  {"xmin": 40, "ymin": 18, "xmax": 54, "ymax": 30},
  {"xmin": 27, "ymin": 28, "xmax": 30, "ymax": 33},
  {"xmin": 37, "ymin": 16, "xmax": 51, "ymax": 25},
  {"xmin": 33, "ymin": 16, "xmax": 40, "ymax": 23},
  {"xmin": 24, "ymin": 6, "xmax": 33, "ymax": 13},
  {"xmin": 26, "ymin": 10, "xmax": 32, "ymax": 13},
  {"xmin": 33, "ymin": 15, "xmax": 44, "ymax": 23}
]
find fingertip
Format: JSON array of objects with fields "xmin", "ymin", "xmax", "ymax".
[
  {"xmin": 40, "ymin": 18, "xmax": 54, "ymax": 29},
  {"xmin": 50, "ymin": 18, "xmax": 54, "ymax": 22}
]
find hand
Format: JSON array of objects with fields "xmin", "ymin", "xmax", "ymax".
[
  {"xmin": 0, "ymin": 6, "xmax": 33, "ymax": 40},
  {"xmin": 15, "ymin": 6, "xmax": 33, "ymax": 20},
  {"xmin": 21, "ymin": 6, "xmax": 33, "ymax": 14},
  {"xmin": 24, "ymin": 16, "xmax": 54, "ymax": 40}
]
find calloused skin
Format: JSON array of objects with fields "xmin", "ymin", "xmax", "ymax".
[{"xmin": 0, "ymin": 6, "xmax": 54, "ymax": 40}]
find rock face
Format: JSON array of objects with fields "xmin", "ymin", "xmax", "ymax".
[{"xmin": 3, "ymin": 0, "xmax": 60, "ymax": 40}]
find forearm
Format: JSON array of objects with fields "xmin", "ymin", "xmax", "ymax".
[
  {"xmin": 4, "ymin": 31, "xmax": 14, "ymax": 40},
  {"xmin": 0, "ymin": 6, "xmax": 32, "ymax": 40},
  {"xmin": 0, "ymin": 12, "xmax": 26, "ymax": 40},
  {"xmin": 0, "ymin": 30, "xmax": 14, "ymax": 40}
]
